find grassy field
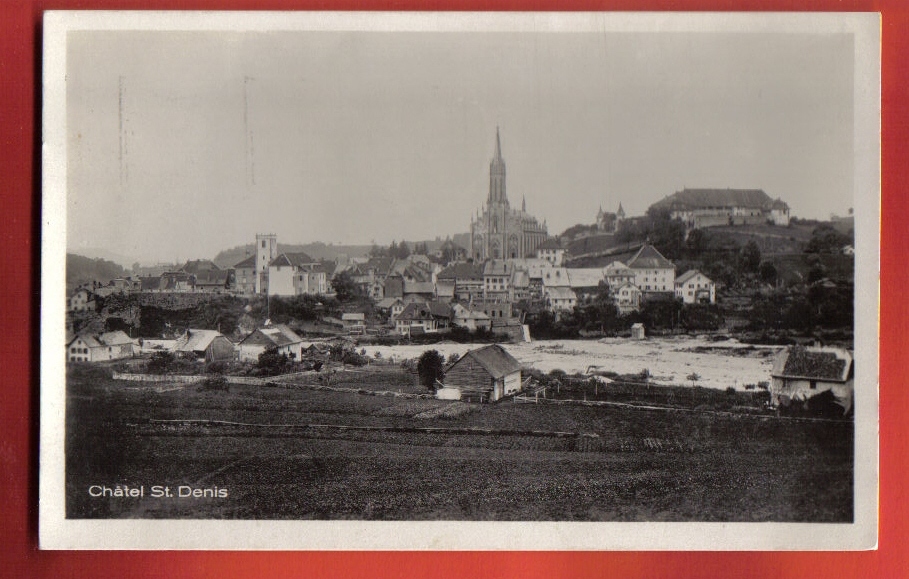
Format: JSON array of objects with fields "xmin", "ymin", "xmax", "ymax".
[{"xmin": 66, "ymin": 364, "xmax": 853, "ymax": 522}]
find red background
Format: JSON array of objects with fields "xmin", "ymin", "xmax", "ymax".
[{"xmin": 1, "ymin": 2, "xmax": 904, "ymax": 577}]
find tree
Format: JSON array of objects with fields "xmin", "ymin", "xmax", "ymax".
[
  {"xmin": 758, "ymin": 261, "xmax": 778, "ymax": 285},
  {"xmin": 258, "ymin": 346, "xmax": 291, "ymax": 376},
  {"xmin": 805, "ymin": 224, "xmax": 851, "ymax": 254},
  {"xmin": 417, "ymin": 349, "xmax": 445, "ymax": 390},
  {"xmin": 739, "ymin": 240, "xmax": 762, "ymax": 274},
  {"xmin": 331, "ymin": 270, "xmax": 361, "ymax": 302},
  {"xmin": 147, "ymin": 351, "xmax": 174, "ymax": 374}
]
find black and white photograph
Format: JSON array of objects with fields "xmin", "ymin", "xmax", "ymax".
[{"xmin": 40, "ymin": 11, "xmax": 879, "ymax": 550}]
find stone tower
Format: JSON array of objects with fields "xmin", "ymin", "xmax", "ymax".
[{"xmin": 255, "ymin": 233, "xmax": 278, "ymax": 294}]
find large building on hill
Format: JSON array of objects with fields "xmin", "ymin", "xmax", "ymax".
[
  {"xmin": 626, "ymin": 244, "xmax": 676, "ymax": 293},
  {"xmin": 649, "ymin": 188, "xmax": 790, "ymax": 228},
  {"xmin": 470, "ymin": 129, "xmax": 548, "ymax": 261}
]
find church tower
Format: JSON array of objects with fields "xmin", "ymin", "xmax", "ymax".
[
  {"xmin": 488, "ymin": 127, "xmax": 507, "ymax": 206},
  {"xmin": 255, "ymin": 233, "xmax": 278, "ymax": 294}
]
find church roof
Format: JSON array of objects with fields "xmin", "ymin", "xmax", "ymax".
[{"xmin": 627, "ymin": 245, "xmax": 675, "ymax": 270}]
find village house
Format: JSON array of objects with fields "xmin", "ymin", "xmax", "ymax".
[
  {"xmin": 614, "ymin": 282, "xmax": 643, "ymax": 314},
  {"xmin": 341, "ymin": 312, "xmax": 367, "ymax": 335},
  {"xmin": 544, "ymin": 286, "xmax": 578, "ymax": 314},
  {"xmin": 649, "ymin": 188, "xmax": 790, "ymax": 228},
  {"xmin": 770, "ymin": 346, "xmax": 854, "ymax": 415},
  {"xmin": 604, "ymin": 261, "xmax": 636, "ymax": 289},
  {"xmin": 435, "ymin": 238, "xmax": 467, "ymax": 263},
  {"xmin": 450, "ymin": 303, "xmax": 492, "ymax": 332},
  {"xmin": 394, "ymin": 302, "xmax": 440, "ymax": 335},
  {"xmin": 483, "ymin": 260, "xmax": 512, "ymax": 299},
  {"xmin": 437, "ymin": 344, "xmax": 523, "ymax": 403},
  {"xmin": 376, "ymin": 297, "xmax": 406, "ymax": 323},
  {"xmin": 674, "ymin": 270, "xmax": 716, "ymax": 304},
  {"xmin": 626, "ymin": 244, "xmax": 675, "ymax": 293},
  {"xmin": 67, "ymin": 331, "xmax": 136, "ymax": 363},
  {"xmin": 436, "ymin": 262, "xmax": 484, "ymax": 302},
  {"xmin": 233, "ymin": 254, "xmax": 257, "ymax": 295},
  {"xmin": 535, "ymin": 238, "xmax": 566, "ymax": 266},
  {"xmin": 237, "ymin": 324, "xmax": 304, "ymax": 363},
  {"xmin": 172, "ymin": 329, "xmax": 236, "ymax": 362},
  {"xmin": 267, "ymin": 252, "xmax": 327, "ymax": 297},
  {"xmin": 67, "ymin": 287, "xmax": 96, "ymax": 313},
  {"xmin": 471, "ymin": 296, "xmax": 513, "ymax": 323}
]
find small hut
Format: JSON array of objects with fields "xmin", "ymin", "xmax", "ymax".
[
  {"xmin": 439, "ymin": 344, "xmax": 522, "ymax": 403},
  {"xmin": 630, "ymin": 323, "xmax": 646, "ymax": 340}
]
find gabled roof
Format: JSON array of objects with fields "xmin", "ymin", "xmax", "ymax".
[
  {"xmin": 675, "ymin": 269, "xmax": 711, "ymax": 285},
  {"xmin": 771, "ymin": 346, "xmax": 852, "ymax": 382},
  {"xmin": 511, "ymin": 269, "xmax": 530, "ymax": 288},
  {"xmin": 437, "ymin": 263, "xmax": 484, "ymax": 281},
  {"xmin": 546, "ymin": 286, "xmax": 577, "ymax": 300},
  {"xmin": 397, "ymin": 302, "xmax": 436, "ymax": 322},
  {"xmin": 604, "ymin": 260, "xmax": 631, "ymax": 274},
  {"xmin": 376, "ymin": 297, "xmax": 404, "ymax": 309},
  {"xmin": 427, "ymin": 301, "xmax": 452, "ymax": 318},
  {"xmin": 181, "ymin": 259, "xmax": 220, "ymax": 274},
  {"xmin": 652, "ymin": 188, "xmax": 775, "ymax": 211},
  {"xmin": 483, "ymin": 260, "xmax": 510, "ymax": 276},
  {"xmin": 99, "ymin": 331, "xmax": 134, "ymax": 346},
  {"xmin": 403, "ymin": 281, "xmax": 435, "ymax": 295},
  {"xmin": 458, "ymin": 344, "xmax": 521, "ymax": 380},
  {"xmin": 341, "ymin": 313, "xmax": 366, "ymax": 322},
  {"xmin": 173, "ymin": 329, "xmax": 226, "ymax": 353},
  {"xmin": 259, "ymin": 325, "xmax": 303, "ymax": 346},
  {"xmin": 536, "ymin": 238, "xmax": 563, "ymax": 251},
  {"xmin": 627, "ymin": 245, "xmax": 674, "ymax": 270},
  {"xmin": 194, "ymin": 269, "xmax": 233, "ymax": 286},
  {"xmin": 69, "ymin": 334, "xmax": 103, "ymax": 348},
  {"xmin": 567, "ymin": 268, "xmax": 606, "ymax": 288},
  {"xmin": 233, "ymin": 254, "xmax": 257, "ymax": 269},
  {"xmin": 270, "ymin": 252, "xmax": 317, "ymax": 268},
  {"xmin": 451, "ymin": 303, "xmax": 490, "ymax": 321},
  {"xmin": 771, "ymin": 198, "xmax": 790, "ymax": 210}
]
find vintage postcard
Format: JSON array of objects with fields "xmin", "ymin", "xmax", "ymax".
[{"xmin": 40, "ymin": 11, "xmax": 879, "ymax": 550}]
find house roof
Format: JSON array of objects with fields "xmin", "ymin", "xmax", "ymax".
[
  {"xmin": 536, "ymin": 238, "xmax": 563, "ymax": 251},
  {"xmin": 233, "ymin": 254, "xmax": 257, "ymax": 269},
  {"xmin": 511, "ymin": 269, "xmax": 530, "ymax": 288},
  {"xmin": 604, "ymin": 261, "xmax": 631, "ymax": 274},
  {"xmin": 173, "ymin": 329, "xmax": 226, "ymax": 353},
  {"xmin": 403, "ymin": 281, "xmax": 435, "ymax": 295},
  {"xmin": 194, "ymin": 269, "xmax": 233, "ymax": 286},
  {"xmin": 397, "ymin": 302, "xmax": 436, "ymax": 322},
  {"xmin": 427, "ymin": 301, "xmax": 452, "ymax": 318},
  {"xmin": 341, "ymin": 313, "xmax": 366, "ymax": 321},
  {"xmin": 181, "ymin": 259, "xmax": 220, "ymax": 274},
  {"xmin": 675, "ymin": 269, "xmax": 711, "ymax": 285},
  {"xmin": 452, "ymin": 303, "xmax": 490, "ymax": 321},
  {"xmin": 541, "ymin": 268, "xmax": 570, "ymax": 287},
  {"xmin": 376, "ymin": 297, "xmax": 404, "ymax": 309},
  {"xmin": 627, "ymin": 245, "xmax": 674, "ymax": 270},
  {"xmin": 459, "ymin": 344, "xmax": 522, "ymax": 380},
  {"xmin": 567, "ymin": 268, "xmax": 606, "ymax": 288},
  {"xmin": 259, "ymin": 325, "xmax": 303, "ymax": 346},
  {"xmin": 546, "ymin": 286, "xmax": 577, "ymax": 300},
  {"xmin": 771, "ymin": 346, "xmax": 852, "ymax": 382},
  {"xmin": 652, "ymin": 188, "xmax": 775, "ymax": 211},
  {"xmin": 70, "ymin": 334, "xmax": 103, "ymax": 348},
  {"xmin": 437, "ymin": 262, "xmax": 484, "ymax": 281},
  {"xmin": 483, "ymin": 260, "xmax": 510, "ymax": 276},
  {"xmin": 99, "ymin": 331, "xmax": 134, "ymax": 346},
  {"xmin": 270, "ymin": 252, "xmax": 317, "ymax": 268},
  {"xmin": 771, "ymin": 198, "xmax": 790, "ymax": 210}
]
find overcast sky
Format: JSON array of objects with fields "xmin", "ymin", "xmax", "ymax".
[{"xmin": 66, "ymin": 26, "xmax": 855, "ymax": 264}]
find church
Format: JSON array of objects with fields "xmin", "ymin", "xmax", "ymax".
[{"xmin": 469, "ymin": 129, "xmax": 548, "ymax": 261}]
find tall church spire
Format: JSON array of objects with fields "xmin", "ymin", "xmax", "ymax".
[{"xmin": 488, "ymin": 127, "xmax": 507, "ymax": 205}]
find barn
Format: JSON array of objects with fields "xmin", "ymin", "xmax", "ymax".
[
  {"xmin": 770, "ymin": 346, "xmax": 854, "ymax": 415},
  {"xmin": 439, "ymin": 344, "xmax": 522, "ymax": 403},
  {"xmin": 237, "ymin": 325, "xmax": 304, "ymax": 362},
  {"xmin": 172, "ymin": 329, "xmax": 236, "ymax": 363}
]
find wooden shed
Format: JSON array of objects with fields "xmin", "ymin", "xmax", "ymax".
[
  {"xmin": 770, "ymin": 346, "xmax": 854, "ymax": 415},
  {"xmin": 440, "ymin": 344, "xmax": 522, "ymax": 403}
]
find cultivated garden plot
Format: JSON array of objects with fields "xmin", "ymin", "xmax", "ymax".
[{"xmin": 66, "ymin": 365, "xmax": 853, "ymax": 522}]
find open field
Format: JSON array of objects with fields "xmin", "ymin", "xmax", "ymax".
[{"xmin": 66, "ymin": 364, "xmax": 853, "ymax": 521}]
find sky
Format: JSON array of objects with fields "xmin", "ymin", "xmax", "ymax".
[{"xmin": 66, "ymin": 25, "xmax": 856, "ymax": 264}]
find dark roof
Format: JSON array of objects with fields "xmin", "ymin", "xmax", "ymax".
[
  {"xmin": 427, "ymin": 301, "xmax": 452, "ymax": 318},
  {"xmin": 270, "ymin": 252, "xmax": 317, "ymax": 268},
  {"xmin": 438, "ymin": 263, "xmax": 484, "ymax": 281},
  {"xmin": 194, "ymin": 269, "xmax": 233, "ymax": 286},
  {"xmin": 652, "ymin": 188, "xmax": 775, "ymax": 211},
  {"xmin": 772, "ymin": 346, "xmax": 852, "ymax": 382},
  {"xmin": 321, "ymin": 260, "xmax": 338, "ymax": 276},
  {"xmin": 627, "ymin": 245, "xmax": 674, "ymax": 270},
  {"xmin": 233, "ymin": 254, "xmax": 256, "ymax": 268},
  {"xmin": 461, "ymin": 345, "xmax": 522, "ymax": 379},
  {"xmin": 181, "ymin": 259, "xmax": 220, "ymax": 274},
  {"xmin": 483, "ymin": 260, "xmax": 510, "ymax": 276},
  {"xmin": 397, "ymin": 302, "xmax": 436, "ymax": 322}
]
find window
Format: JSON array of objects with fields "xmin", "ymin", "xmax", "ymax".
[
  {"xmin": 810, "ymin": 381, "xmax": 817, "ymax": 390},
  {"xmin": 262, "ymin": 240, "xmax": 266, "ymax": 248}
]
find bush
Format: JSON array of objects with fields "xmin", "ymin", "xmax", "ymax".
[
  {"xmin": 725, "ymin": 386, "xmax": 736, "ymax": 395},
  {"xmin": 206, "ymin": 360, "xmax": 228, "ymax": 375},
  {"xmin": 417, "ymin": 350, "xmax": 445, "ymax": 390},
  {"xmin": 198, "ymin": 374, "xmax": 229, "ymax": 392},
  {"xmin": 257, "ymin": 346, "xmax": 291, "ymax": 376},
  {"xmin": 447, "ymin": 352, "xmax": 461, "ymax": 365},
  {"xmin": 147, "ymin": 351, "xmax": 175, "ymax": 375}
]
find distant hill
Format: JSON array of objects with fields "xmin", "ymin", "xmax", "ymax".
[
  {"xmin": 67, "ymin": 253, "xmax": 128, "ymax": 290},
  {"xmin": 214, "ymin": 235, "xmax": 471, "ymax": 268}
]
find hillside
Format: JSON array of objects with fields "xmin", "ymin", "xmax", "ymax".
[{"xmin": 66, "ymin": 253, "xmax": 128, "ymax": 290}]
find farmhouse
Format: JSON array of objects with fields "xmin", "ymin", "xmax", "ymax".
[
  {"xmin": 172, "ymin": 329, "xmax": 236, "ymax": 362},
  {"xmin": 439, "ymin": 344, "xmax": 522, "ymax": 403},
  {"xmin": 674, "ymin": 270, "xmax": 716, "ymax": 304},
  {"xmin": 67, "ymin": 331, "xmax": 136, "ymax": 363},
  {"xmin": 770, "ymin": 346, "xmax": 854, "ymax": 415},
  {"xmin": 238, "ymin": 325, "xmax": 304, "ymax": 362},
  {"xmin": 626, "ymin": 244, "xmax": 675, "ymax": 293}
]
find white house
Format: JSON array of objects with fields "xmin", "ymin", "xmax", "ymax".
[
  {"xmin": 544, "ymin": 286, "xmax": 577, "ymax": 313},
  {"xmin": 67, "ymin": 331, "xmax": 136, "ymax": 363},
  {"xmin": 237, "ymin": 325, "xmax": 304, "ymax": 363},
  {"xmin": 674, "ymin": 270, "xmax": 716, "ymax": 304},
  {"xmin": 614, "ymin": 282, "xmax": 643, "ymax": 315},
  {"xmin": 626, "ymin": 244, "xmax": 675, "ymax": 293},
  {"xmin": 267, "ymin": 252, "xmax": 328, "ymax": 297},
  {"xmin": 451, "ymin": 303, "xmax": 492, "ymax": 332},
  {"xmin": 535, "ymin": 238, "xmax": 566, "ymax": 266}
]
